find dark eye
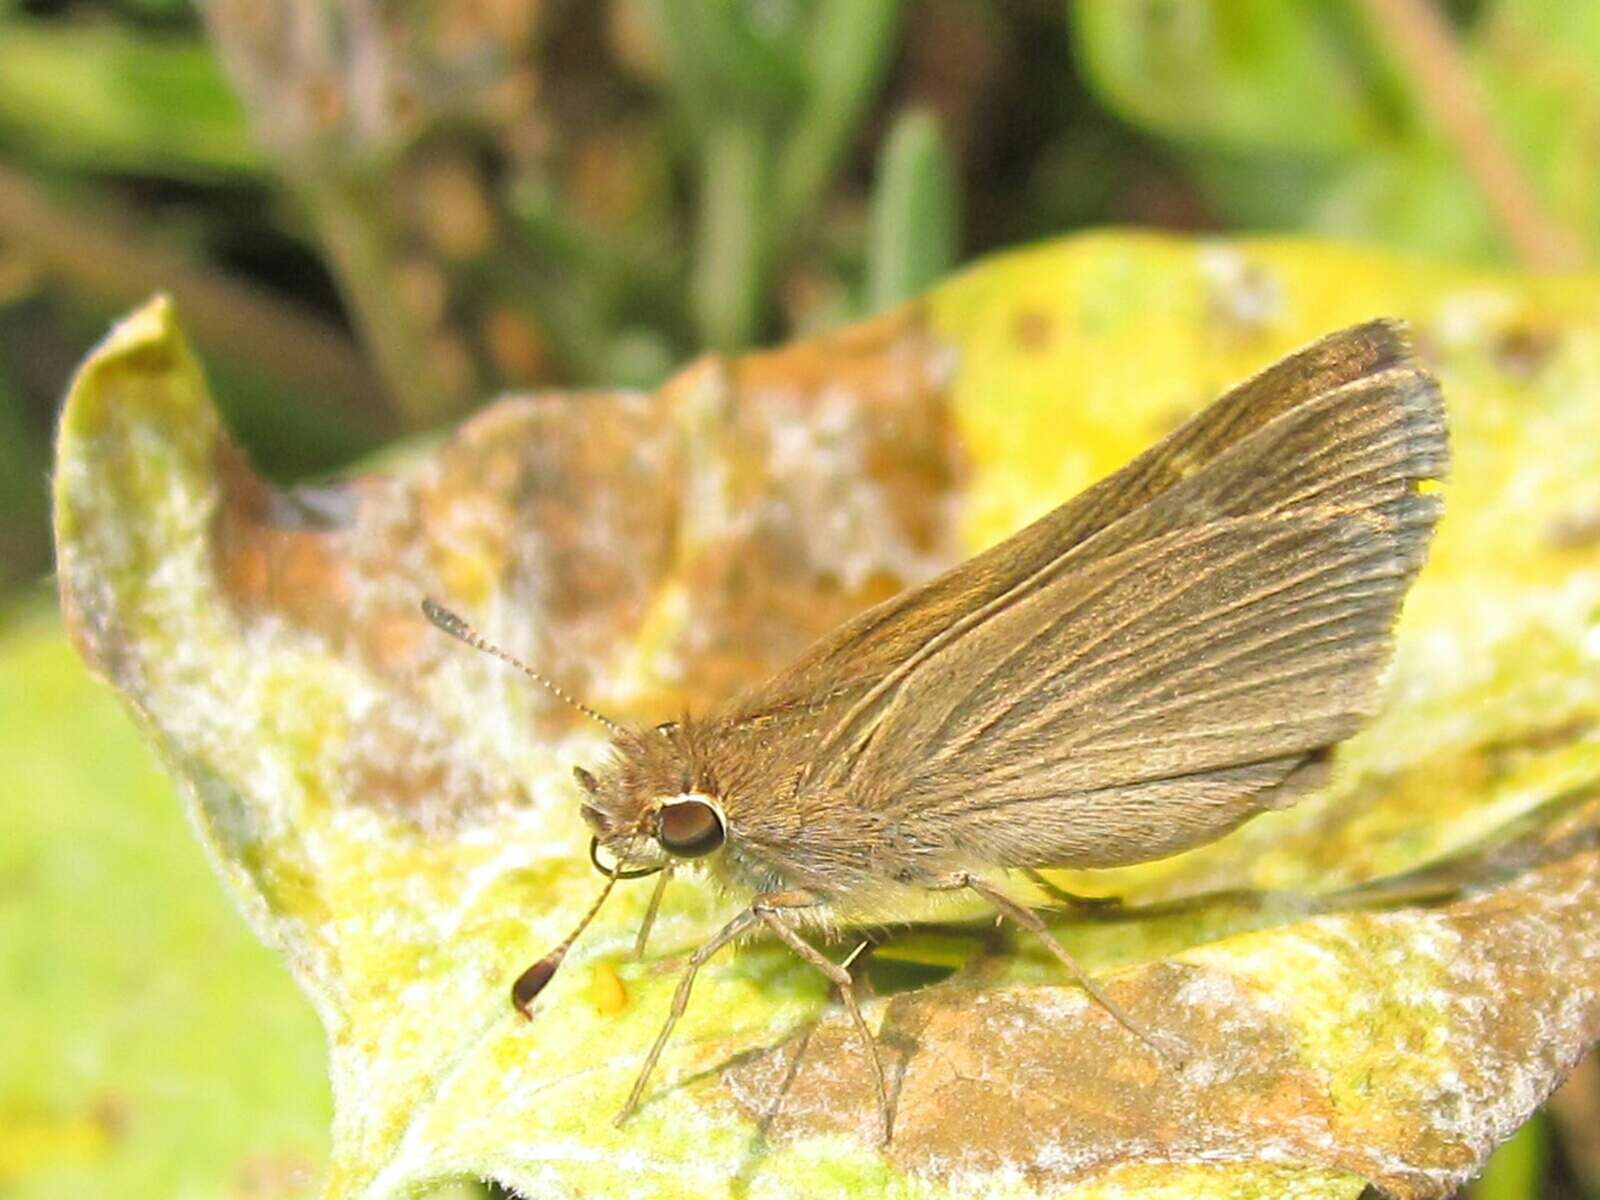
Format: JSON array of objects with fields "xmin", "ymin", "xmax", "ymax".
[
  {"xmin": 573, "ymin": 766, "xmax": 599, "ymax": 794},
  {"xmin": 657, "ymin": 798, "xmax": 725, "ymax": 858}
]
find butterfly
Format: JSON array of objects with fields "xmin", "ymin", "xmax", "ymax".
[{"xmin": 425, "ymin": 318, "xmax": 1448, "ymax": 1143}]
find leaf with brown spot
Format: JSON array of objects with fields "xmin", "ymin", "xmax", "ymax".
[{"xmin": 53, "ymin": 235, "xmax": 1600, "ymax": 1199}]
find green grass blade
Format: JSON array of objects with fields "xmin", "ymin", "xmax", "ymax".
[{"xmin": 866, "ymin": 109, "xmax": 959, "ymax": 313}]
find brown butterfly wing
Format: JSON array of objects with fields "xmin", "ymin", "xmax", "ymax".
[
  {"xmin": 711, "ymin": 336, "xmax": 1445, "ymax": 882},
  {"xmin": 720, "ymin": 319, "xmax": 1415, "ymax": 731},
  {"xmin": 847, "ymin": 506, "xmax": 1435, "ymax": 869},
  {"xmin": 833, "ymin": 363, "xmax": 1442, "ymax": 865}
]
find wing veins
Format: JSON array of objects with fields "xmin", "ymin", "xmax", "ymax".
[
  {"xmin": 965, "ymin": 620, "xmax": 1378, "ymax": 789},
  {"xmin": 957, "ymin": 587, "xmax": 1392, "ymax": 775},
  {"xmin": 1056, "ymin": 590, "xmax": 1395, "ymax": 742},
  {"xmin": 925, "ymin": 517, "xmax": 1396, "ymax": 763}
]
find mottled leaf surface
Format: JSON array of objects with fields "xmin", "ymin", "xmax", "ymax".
[{"xmin": 53, "ymin": 235, "xmax": 1600, "ymax": 1198}]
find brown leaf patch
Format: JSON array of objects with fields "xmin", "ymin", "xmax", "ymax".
[{"xmin": 725, "ymin": 815, "xmax": 1600, "ymax": 1199}]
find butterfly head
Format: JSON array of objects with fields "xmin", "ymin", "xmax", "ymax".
[{"xmin": 574, "ymin": 720, "xmax": 728, "ymax": 873}]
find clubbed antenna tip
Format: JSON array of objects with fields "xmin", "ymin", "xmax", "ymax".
[
  {"xmin": 419, "ymin": 597, "xmax": 623, "ymax": 734},
  {"xmin": 421, "ymin": 597, "xmax": 471, "ymax": 640}
]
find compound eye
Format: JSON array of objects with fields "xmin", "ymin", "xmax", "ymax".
[
  {"xmin": 573, "ymin": 766, "xmax": 599, "ymax": 794},
  {"xmin": 656, "ymin": 797, "xmax": 725, "ymax": 858}
]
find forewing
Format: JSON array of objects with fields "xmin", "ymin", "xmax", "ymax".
[
  {"xmin": 853, "ymin": 507, "xmax": 1433, "ymax": 868},
  {"xmin": 813, "ymin": 361, "xmax": 1447, "ymax": 869},
  {"xmin": 722, "ymin": 320, "xmax": 1413, "ymax": 727}
]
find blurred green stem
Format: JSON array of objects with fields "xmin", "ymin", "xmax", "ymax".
[
  {"xmin": 0, "ymin": 161, "xmax": 392, "ymax": 436},
  {"xmin": 507, "ymin": 181, "xmax": 687, "ymax": 376},
  {"xmin": 774, "ymin": 0, "xmax": 905, "ymax": 243},
  {"xmin": 661, "ymin": 0, "xmax": 905, "ymax": 350},
  {"xmin": 653, "ymin": 2, "xmax": 740, "ymax": 138},
  {"xmin": 0, "ymin": 17, "xmax": 262, "ymax": 178},
  {"xmin": 692, "ymin": 122, "xmax": 769, "ymax": 353},
  {"xmin": 300, "ymin": 178, "xmax": 459, "ymax": 430},
  {"xmin": 1357, "ymin": 0, "xmax": 1586, "ymax": 271},
  {"xmin": 867, "ymin": 109, "xmax": 958, "ymax": 313}
]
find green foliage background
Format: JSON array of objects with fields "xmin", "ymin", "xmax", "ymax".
[{"xmin": 4, "ymin": 2, "xmax": 1600, "ymax": 1197}]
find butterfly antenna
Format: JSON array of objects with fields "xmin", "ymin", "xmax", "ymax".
[
  {"xmin": 421, "ymin": 598, "xmax": 623, "ymax": 735},
  {"xmin": 509, "ymin": 865, "xmax": 622, "ymax": 1016}
]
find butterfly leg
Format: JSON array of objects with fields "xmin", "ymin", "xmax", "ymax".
[
  {"xmin": 1021, "ymin": 867, "xmax": 1125, "ymax": 915},
  {"xmin": 752, "ymin": 904, "xmax": 892, "ymax": 1145},
  {"xmin": 615, "ymin": 905, "xmax": 759, "ymax": 1127},
  {"xmin": 633, "ymin": 864, "xmax": 674, "ymax": 959},
  {"xmin": 938, "ymin": 872, "xmax": 1185, "ymax": 1064}
]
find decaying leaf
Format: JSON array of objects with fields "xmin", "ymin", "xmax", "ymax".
[{"xmin": 53, "ymin": 235, "xmax": 1600, "ymax": 1199}]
